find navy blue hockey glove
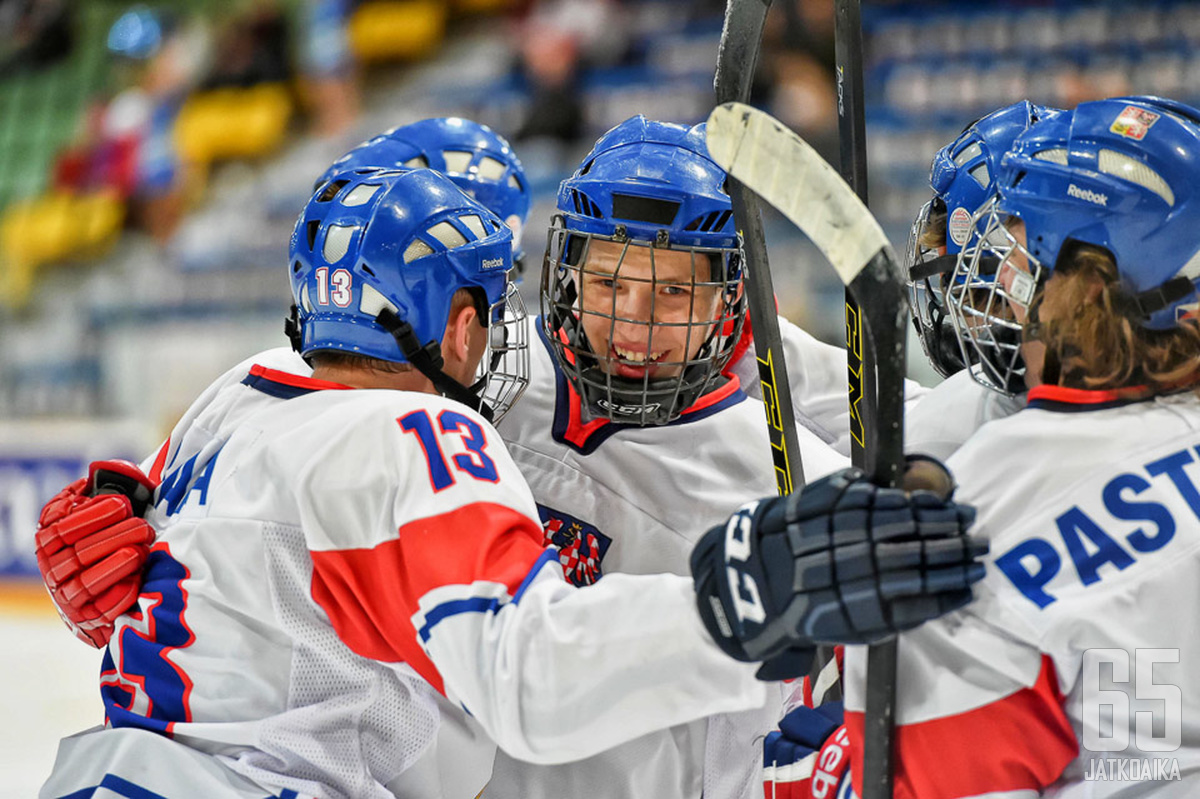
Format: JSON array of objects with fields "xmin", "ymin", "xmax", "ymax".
[{"xmin": 691, "ymin": 466, "xmax": 985, "ymax": 679}]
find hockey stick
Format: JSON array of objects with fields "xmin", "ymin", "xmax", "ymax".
[
  {"xmin": 835, "ymin": 0, "xmax": 872, "ymax": 466},
  {"xmin": 705, "ymin": 101, "xmax": 907, "ymax": 799},
  {"xmin": 835, "ymin": 3, "xmax": 899, "ymax": 797},
  {"xmin": 834, "ymin": 2, "xmax": 900, "ymax": 795},
  {"xmin": 713, "ymin": 0, "xmax": 805, "ymax": 496}
]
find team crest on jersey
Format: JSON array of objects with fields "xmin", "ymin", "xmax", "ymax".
[
  {"xmin": 537, "ymin": 505, "xmax": 612, "ymax": 586},
  {"xmin": 1110, "ymin": 106, "xmax": 1160, "ymax": 140}
]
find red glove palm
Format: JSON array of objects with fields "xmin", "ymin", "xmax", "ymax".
[{"xmin": 35, "ymin": 460, "xmax": 156, "ymax": 648}]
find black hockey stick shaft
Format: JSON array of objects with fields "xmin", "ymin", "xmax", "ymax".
[
  {"xmin": 706, "ymin": 99, "xmax": 909, "ymax": 799},
  {"xmin": 835, "ymin": 2, "xmax": 900, "ymax": 797},
  {"xmin": 714, "ymin": 0, "xmax": 805, "ymax": 495}
]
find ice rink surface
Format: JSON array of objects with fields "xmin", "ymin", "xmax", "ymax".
[{"xmin": 0, "ymin": 584, "xmax": 103, "ymax": 798}]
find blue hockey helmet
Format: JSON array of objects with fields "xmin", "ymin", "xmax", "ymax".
[
  {"xmin": 107, "ymin": 5, "xmax": 168, "ymax": 60},
  {"xmin": 287, "ymin": 167, "xmax": 527, "ymax": 419},
  {"xmin": 556, "ymin": 116, "xmax": 740, "ymax": 250},
  {"xmin": 541, "ymin": 116, "xmax": 746, "ymax": 426},
  {"xmin": 316, "ymin": 118, "xmax": 530, "ymax": 262},
  {"xmin": 948, "ymin": 97, "xmax": 1200, "ymax": 394},
  {"xmin": 999, "ymin": 97, "xmax": 1200, "ymax": 328},
  {"xmin": 929, "ymin": 101, "xmax": 1066, "ymax": 256},
  {"xmin": 907, "ymin": 101, "xmax": 1064, "ymax": 379}
]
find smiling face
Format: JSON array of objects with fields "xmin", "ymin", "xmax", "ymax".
[{"xmin": 576, "ymin": 238, "xmax": 725, "ymax": 380}]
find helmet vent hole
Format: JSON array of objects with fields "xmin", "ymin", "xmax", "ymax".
[
  {"xmin": 1033, "ymin": 148, "xmax": 1069, "ymax": 165},
  {"xmin": 323, "ymin": 224, "xmax": 357, "ymax": 263},
  {"xmin": 427, "ymin": 221, "xmax": 469, "ymax": 249},
  {"xmin": 443, "ymin": 150, "xmax": 473, "ymax": 174},
  {"xmin": 508, "ymin": 174, "xmax": 522, "ymax": 191},
  {"xmin": 953, "ymin": 142, "xmax": 982, "ymax": 166},
  {"xmin": 1099, "ymin": 149, "xmax": 1174, "ymax": 206},
  {"xmin": 968, "ymin": 163, "xmax": 989, "ymax": 189},
  {"xmin": 360, "ymin": 283, "xmax": 397, "ymax": 317},
  {"xmin": 688, "ymin": 210, "xmax": 727, "ymax": 232},
  {"xmin": 306, "ymin": 220, "xmax": 320, "ymax": 251},
  {"xmin": 361, "ymin": 263, "xmax": 376, "ymax": 277},
  {"xmin": 478, "ymin": 157, "xmax": 506, "ymax": 181},
  {"xmin": 342, "ymin": 184, "xmax": 381, "ymax": 207},
  {"xmin": 317, "ymin": 180, "xmax": 348, "ymax": 202},
  {"xmin": 612, "ymin": 193, "xmax": 680, "ymax": 225},
  {"xmin": 292, "ymin": 259, "xmax": 302, "ymax": 274},
  {"xmin": 459, "ymin": 214, "xmax": 486, "ymax": 239},
  {"xmin": 571, "ymin": 190, "xmax": 601, "ymax": 218},
  {"xmin": 403, "ymin": 155, "xmax": 429, "ymax": 169},
  {"xmin": 404, "ymin": 239, "xmax": 435, "ymax": 263}
]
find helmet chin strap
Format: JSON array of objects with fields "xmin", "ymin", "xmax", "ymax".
[
  {"xmin": 373, "ymin": 308, "xmax": 494, "ymax": 421},
  {"xmin": 285, "ymin": 305, "xmax": 304, "ymax": 354}
]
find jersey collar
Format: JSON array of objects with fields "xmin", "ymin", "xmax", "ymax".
[
  {"xmin": 1026, "ymin": 383, "xmax": 1157, "ymax": 412},
  {"xmin": 537, "ymin": 320, "xmax": 746, "ymax": 454},
  {"xmin": 241, "ymin": 363, "xmax": 353, "ymax": 399}
]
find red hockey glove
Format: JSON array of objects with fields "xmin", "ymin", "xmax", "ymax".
[
  {"xmin": 35, "ymin": 460, "xmax": 156, "ymax": 648},
  {"xmin": 763, "ymin": 703, "xmax": 852, "ymax": 799}
]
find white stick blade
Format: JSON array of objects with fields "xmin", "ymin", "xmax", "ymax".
[{"xmin": 705, "ymin": 102, "xmax": 889, "ymax": 285}]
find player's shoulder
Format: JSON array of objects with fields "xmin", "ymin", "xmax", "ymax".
[{"xmin": 219, "ymin": 347, "xmax": 309, "ymax": 386}]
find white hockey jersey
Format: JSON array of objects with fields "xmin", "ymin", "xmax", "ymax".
[
  {"xmin": 904, "ymin": 369, "xmax": 1026, "ymax": 461},
  {"xmin": 844, "ymin": 384, "xmax": 1200, "ymax": 798},
  {"xmin": 728, "ymin": 314, "xmax": 930, "ymax": 457},
  {"xmin": 43, "ymin": 361, "xmax": 769, "ymax": 799},
  {"xmin": 484, "ymin": 323, "xmax": 848, "ymax": 799}
]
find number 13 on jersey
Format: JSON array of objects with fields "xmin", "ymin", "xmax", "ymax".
[{"xmin": 399, "ymin": 409, "xmax": 499, "ymax": 492}]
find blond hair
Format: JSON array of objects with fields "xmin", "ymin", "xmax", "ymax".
[
  {"xmin": 919, "ymin": 205, "xmax": 948, "ymax": 252},
  {"xmin": 1032, "ymin": 244, "xmax": 1200, "ymax": 392}
]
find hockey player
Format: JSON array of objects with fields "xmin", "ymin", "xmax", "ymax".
[
  {"xmin": 785, "ymin": 97, "xmax": 1200, "ymax": 798},
  {"xmin": 903, "ymin": 101, "xmax": 1062, "ymax": 460},
  {"xmin": 36, "ymin": 115, "xmax": 533, "ymax": 651},
  {"xmin": 40, "ymin": 166, "xmax": 983, "ymax": 799}
]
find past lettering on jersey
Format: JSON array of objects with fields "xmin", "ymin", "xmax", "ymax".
[
  {"xmin": 994, "ymin": 440, "xmax": 1200, "ymax": 608},
  {"xmin": 537, "ymin": 504, "xmax": 611, "ymax": 586}
]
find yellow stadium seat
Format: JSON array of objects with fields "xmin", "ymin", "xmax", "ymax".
[
  {"xmin": 0, "ymin": 190, "xmax": 125, "ymax": 308},
  {"xmin": 348, "ymin": 1, "xmax": 447, "ymax": 63},
  {"xmin": 174, "ymin": 83, "xmax": 293, "ymax": 167}
]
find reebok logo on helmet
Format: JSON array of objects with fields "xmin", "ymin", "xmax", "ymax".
[
  {"xmin": 1068, "ymin": 183, "xmax": 1108, "ymax": 206},
  {"xmin": 481, "ymin": 257, "xmax": 506, "ymax": 270}
]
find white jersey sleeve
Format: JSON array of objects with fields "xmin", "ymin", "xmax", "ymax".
[
  {"xmin": 482, "ymin": 326, "xmax": 845, "ymax": 799},
  {"xmin": 730, "ymin": 315, "xmax": 929, "ymax": 457}
]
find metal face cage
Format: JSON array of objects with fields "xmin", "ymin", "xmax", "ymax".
[
  {"xmin": 946, "ymin": 200, "xmax": 1042, "ymax": 396},
  {"xmin": 540, "ymin": 215, "xmax": 746, "ymax": 426}
]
